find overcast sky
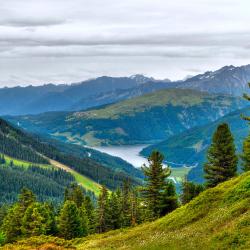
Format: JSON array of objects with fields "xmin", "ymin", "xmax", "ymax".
[{"xmin": 1, "ymin": 0, "xmax": 250, "ymax": 87}]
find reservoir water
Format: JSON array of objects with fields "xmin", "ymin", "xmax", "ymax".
[{"xmin": 93, "ymin": 144, "xmax": 149, "ymax": 168}]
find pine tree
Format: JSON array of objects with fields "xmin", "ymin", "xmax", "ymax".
[
  {"xmin": 79, "ymin": 205, "xmax": 89, "ymax": 236},
  {"xmin": 241, "ymin": 133, "xmax": 250, "ymax": 172},
  {"xmin": 130, "ymin": 189, "xmax": 141, "ymax": 226},
  {"xmin": 21, "ymin": 202, "xmax": 47, "ymax": 236},
  {"xmin": 96, "ymin": 186, "xmax": 109, "ymax": 233},
  {"xmin": 181, "ymin": 177, "xmax": 204, "ymax": 204},
  {"xmin": 64, "ymin": 183, "xmax": 85, "ymax": 208},
  {"xmin": 2, "ymin": 188, "xmax": 36, "ymax": 243},
  {"xmin": 160, "ymin": 181, "xmax": 178, "ymax": 216},
  {"xmin": 18, "ymin": 188, "xmax": 36, "ymax": 213},
  {"xmin": 120, "ymin": 180, "xmax": 131, "ymax": 227},
  {"xmin": 83, "ymin": 196, "xmax": 96, "ymax": 234},
  {"xmin": 141, "ymin": 151, "xmax": 171, "ymax": 220},
  {"xmin": 2, "ymin": 204, "xmax": 23, "ymax": 243},
  {"xmin": 108, "ymin": 191, "xmax": 121, "ymax": 230},
  {"xmin": 204, "ymin": 123, "xmax": 238, "ymax": 188},
  {"xmin": 58, "ymin": 200, "xmax": 83, "ymax": 240}
]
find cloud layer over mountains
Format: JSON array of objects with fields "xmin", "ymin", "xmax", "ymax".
[{"xmin": 1, "ymin": 0, "xmax": 250, "ymax": 86}]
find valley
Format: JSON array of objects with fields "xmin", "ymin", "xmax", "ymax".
[{"xmin": 91, "ymin": 144, "xmax": 191, "ymax": 184}]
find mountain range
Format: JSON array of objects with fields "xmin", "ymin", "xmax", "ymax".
[
  {"xmin": 6, "ymin": 88, "xmax": 247, "ymax": 146},
  {"xmin": 1, "ymin": 64, "xmax": 250, "ymax": 115}
]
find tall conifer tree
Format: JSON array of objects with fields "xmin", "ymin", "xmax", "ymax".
[
  {"xmin": 204, "ymin": 123, "xmax": 238, "ymax": 187},
  {"xmin": 141, "ymin": 151, "xmax": 171, "ymax": 219}
]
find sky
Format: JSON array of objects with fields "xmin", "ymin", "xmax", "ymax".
[{"xmin": 1, "ymin": 0, "xmax": 250, "ymax": 87}]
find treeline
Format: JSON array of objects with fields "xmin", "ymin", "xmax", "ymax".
[
  {"xmin": 0, "ymin": 152, "xmax": 179, "ymax": 244},
  {"xmin": 24, "ymin": 135, "xmax": 141, "ymax": 189},
  {"xmin": 0, "ymin": 118, "xmax": 140, "ymax": 189},
  {"xmin": 0, "ymin": 119, "xmax": 47, "ymax": 164},
  {"xmin": 0, "ymin": 157, "xmax": 82, "ymax": 204}
]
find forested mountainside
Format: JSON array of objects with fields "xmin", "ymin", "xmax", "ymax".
[
  {"xmin": 0, "ymin": 118, "xmax": 141, "ymax": 200},
  {"xmin": 46, "ymin": 138, "xmax": 143, "ymax": 179},
  {"xmin": 142, "ymin": 107, "xmax": 250, "ymax": 183},
  {"xmin": 8, "ymin": 89, "xmax": 248, "ymax": 146},
  {"xmin": 0, "ymin": 65, "xmax": 250, "ymax": 116},
  {"xmin": 2, "ymin": 171, "xmax": 249, "ymax": 250}
]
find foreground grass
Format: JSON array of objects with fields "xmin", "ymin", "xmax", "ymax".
[
  {"xmin": 1, "ymin": 172, "xmax": 249, "ymax": 250},
  {"xmin": 78, "ymin": 171, "xmax": 250, "ymax": 250}
]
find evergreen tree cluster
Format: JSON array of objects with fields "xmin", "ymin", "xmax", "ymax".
[
  {"xmin": 0, "ymin": 162, "xmax": 77, "ymax": 204},
  {"xmin": 0, "ymin": 155, "xmax": 180, "ymax": 244}
]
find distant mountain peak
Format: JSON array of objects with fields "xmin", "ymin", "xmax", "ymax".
[{"xmin": 129, "ymin": 74, "xmax": 155, "ymax": 84}]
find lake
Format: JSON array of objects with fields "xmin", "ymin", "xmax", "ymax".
[
  {"xmin": 92, "ymin": 144, "xmax": 194, "ymax": 184},
  {"xmin": 93, "ymin": 144, "xmax": 149, "ymax": 168}
]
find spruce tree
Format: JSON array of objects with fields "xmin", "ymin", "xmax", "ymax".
[
  {"xmin": 141, "ymin": 151, "xmax": 171, "ymax": 220},
  {"xmin": 21, "ymin": 202, "xmax": 47, "ymax": 237},
  {"xmin": 58, "ymin": 200, "xmax": 83, "ymax": 240},
  {"xmin": 2, "ymin": 188, "xmax": 36, "ymax": 242},
  {"xmin": 181, "ymin": 178, "xmax": 204, "ymax": 204},
  {"xmin": 79, "ymin": 205, "xmax": 89, "ymax": 236},
  {"xmin": 64, "ymin": 183, "xmax": 85, "ymax": 208},
  {"xmin": 160, "ymin": 181, "xmax": 178, "ymax": 216},
  {"xmin": 96, "ymin": 186, "xmax": 109, "ymax": 233},
  {"xmin": 120, "ymin": 180, "xmax": 131, "ymax": 227},
  {"xmin": 2, "ymin": 204, "xmax": 23, "ymax": 243},
  {"xmin": 204, "ymin": 123, "xmax": 238, "ymax": 188},
  {"xmin": 241, "ymin": 133, "xmax": 250, "ymax": 172},
  {"xmin": 83, "ymin": 196, "xmax": 96, "ymax": 234},
  {"xmin": 18, "ymin": 188, "xmax": 36, "ymax": 213},
  {"xmin": 108, "ymin": 192, "xmax": 121, "ymax": 230}
]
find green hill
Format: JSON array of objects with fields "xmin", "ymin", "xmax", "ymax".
[
  {"xmin": 142, "ymin": 107, "xmax": 250, "ymax": 183},
  {"xmin": 7, "ymin": 89, "xmax": 247, "ymax": 146},
  {"xmin": 2, "ymin": 172, "xmax": 250, "ymax": 249},
  {"xmin": 0, "ymin": 118, "xmax": 141, "ymax": 203}
]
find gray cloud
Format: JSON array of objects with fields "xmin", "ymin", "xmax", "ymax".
[{"xmin": 0, "ymin": 0, "xmax": 250, "ymax": 86}]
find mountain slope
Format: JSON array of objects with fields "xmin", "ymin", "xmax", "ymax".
[
  {"xmin": 176, "ymin": 64, "xmax": 250, "ymax": 96},
  {"xmin": 76, "ymin": 172, "xmax": 250, "ymax": 250},
  {"xmin": 0, "ymin": 118, "xmax": 141, "ymax": 194},
  {"xmin": 8, "ymin": 89, "xmax": 247, "ymax": 146},
  {"xmin": 3, "ymin": 172, "xmax": 250, "ymax": 250},
  {"xmin": 142, "ymin": 107, "xmax": 250, "ymax": 183}
]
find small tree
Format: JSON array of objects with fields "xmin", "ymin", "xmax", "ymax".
[
  {"xmin": 18, "ymin": 188, "xmax": 36, "ymax": 213},
  {"xmin": 96, "ymin": 186, "xmax": 109, "ymax": 233},
  {"xmin": 21, "ymin": 202, "xmax": 47, "ymax": 237},
  {"xmin": 241, "ymin": 133, "xmax": 250, "ymax": 172},
  {"xmin": 79, "ymin": 205, "xmax": 89, "ymax": 237},
  {"xmin": 58, "ymin": 201, "xmax": 83, "ymax": 240},
  {"xmin": 204, "ymin": 123, "xmax": 238, "ymax": 188},
  {"xmin": 141, "ymin": 151, "xmax": 171, "ymax": 220},
  {"xmin": 2, "ymin": 204, "xmax": 22, "ymax": 243},
  {"xmin": 181, "ymin": 178, "xmax": 204, "ymax": 204},
  {"xmin": 83, "ymin": 196, "xmax": 96, "ymax": 234},
  {"xmin": 64, "ymin": 183, "xmax": 85, "ymax": 208},
  {"xmin": 160, "ymin": 181, "xmax": 178, "ymax": 216}
]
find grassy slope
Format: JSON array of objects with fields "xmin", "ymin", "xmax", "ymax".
[
  {"xmin": 3, "ymin": 172, "xmax": 249, "ymax": 250},
  {"xmin": 76, "ymin": 172, "xmax": 250, "ymax": 250},
  {"xmin": 72, "ymin": 89, "xmax": 208, "ymax": 119},
  {"xmin": 2, "ymin": 154, "xmax": 101, "ymax": 196},
  {"xmin": 48, "ymin": 159, "xmax": 101, "ymax": 196}
]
